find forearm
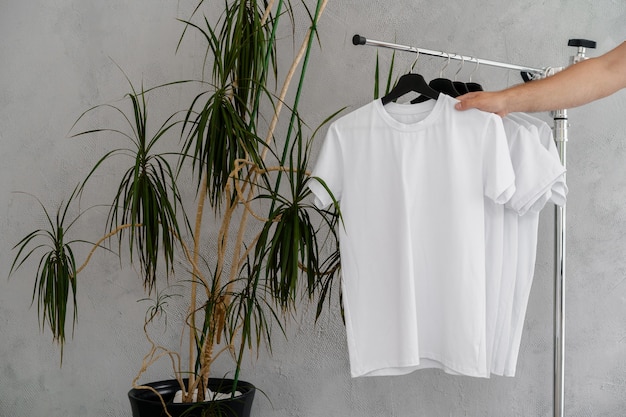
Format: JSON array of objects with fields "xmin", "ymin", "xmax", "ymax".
[
  {"xmin": 501, "ymin": 52, "xmax": 625, "ymax": 113},
  {"xmin": 456, "ymin": 42, "xmax": 626, "ymax": 116}
]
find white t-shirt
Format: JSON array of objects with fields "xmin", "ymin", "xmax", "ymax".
[
  {"xmin": 501, "ymin": 114, "xmax": 566, "ymax": 376},
  {"xmin": 510, "ymin": 113, "xmax": 567, "ymax": 209},
  {"xmin": 490, "ymin": 115, "xmax": 566, "ymax": 376},
  {"xmin": 309, "ymin": 94, "xmax": 515, "ymax": 378}
]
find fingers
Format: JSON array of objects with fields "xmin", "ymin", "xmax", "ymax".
[
  {"xmin": 454, "ymin": 92, "xmax": 481, "ymax": 111},
  {"xmin": 454, "ymin": 91, "xmax": 507, "ymax": 117}
]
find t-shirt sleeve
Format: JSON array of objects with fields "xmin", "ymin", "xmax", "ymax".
[
  {"xmin": 505, "ymin": 124, "xmax": 566, "ymax": 215},
  {"xmin": 308, "ymin": 123, "xmax": 343, "ymax": 209},
  {"xmin": 535, "ymin": 122, "xmax": 568, "ymax": 209},
  {"xmin": 482, "ymin": 115, "xmax": 516, "ymax": 204},
  {"xmin": 508, "ymin": 114, "xmax": 568, "ymax": 210}
]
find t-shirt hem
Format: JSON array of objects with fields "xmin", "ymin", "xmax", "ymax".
[{"xmin": 351, "ymin": 355, "xmax": 489, "ymax": 379}]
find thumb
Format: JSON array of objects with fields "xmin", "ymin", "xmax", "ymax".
[
  {"xmin": 455, "ymin": 98, "xmax": 472, "ymax": 111},
  {"xmin": 454, "ymin": 92, "xmax": 478, "ymax": 111}
]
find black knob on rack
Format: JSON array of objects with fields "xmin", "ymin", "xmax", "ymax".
[
  {"xmin": 568, "ymin": 39, "xmax": 597, "ymax": 49},
  {"xmin": 352, "ymin": 34, "xmax": 367, "ymax": 45}
]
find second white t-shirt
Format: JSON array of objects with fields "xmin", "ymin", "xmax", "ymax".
[{"xmin": 491, "ymin": 115, "xmax": 566, "ymax": 376}]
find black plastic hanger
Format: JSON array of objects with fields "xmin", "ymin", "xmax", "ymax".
[
  {"xmin": 411, "ymin": 53, "xmax": 461, "ymax": 103},
  {"xmin": 465, "ymin": 82, "xmax": 484, "ymax": 92},
  {"xmin": 429, "ymin": 78, "xmax": 460, "ymax": 97},
  {"xmin": 453, "ymin": 81, "xmax": 469, "ymax": 95},
  {"xmin": 381, "ymin": 73, "xmax": 440, "ymax": 105},
  {"xmin": 411, "ymin": 77, "xmax": 460, "ymax": 103}
]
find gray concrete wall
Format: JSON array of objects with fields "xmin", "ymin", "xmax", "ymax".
[{"xmin": 1, "ymin": 1, "xmax": 625, "ymax": 416}]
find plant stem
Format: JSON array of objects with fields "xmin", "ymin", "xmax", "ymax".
[
  {"xmin": 188, "ymin": 172, "xmax": 208, "ymax": 392},
  {"xmin": 75, "ymin": 224, "xmax": 139, "ymax": 275}
]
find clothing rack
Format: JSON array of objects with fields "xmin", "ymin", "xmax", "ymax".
[{"xmin": 352, "ymin": 34, "xmax": 595, "ymax": 417}]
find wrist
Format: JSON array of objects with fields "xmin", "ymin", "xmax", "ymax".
[{"xmin": 499, "ymin": 88, "xmax": 517, "ymax": 115}]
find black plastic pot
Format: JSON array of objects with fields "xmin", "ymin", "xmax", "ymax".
[{"xmin": 128, "ymin": 378, "xmax": 255, "ymax": 417}]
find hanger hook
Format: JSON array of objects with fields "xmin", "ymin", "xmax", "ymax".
[
  {"xmin": 410, "ymin": 51, "xmax": 420, "ymax": 73},
  {"xmin": 454, "ymin": 55, "xmax": 465, "ymax": 81},
  {"xmin": 440, "ymin": 53, "xmax": 451, "ymax": 78},
  {"xmin": 469, "ymin": 59, "xmax": 480, "ymax": 82}
]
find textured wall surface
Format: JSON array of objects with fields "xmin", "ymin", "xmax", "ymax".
[{"xmin": 1, "ymin": 1, "xmax": 625, "ymax": 416}]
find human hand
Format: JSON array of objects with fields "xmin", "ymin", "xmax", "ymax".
[{"xmin": 454, "ymin": 91, "xmax": 509, "ymax": 117}]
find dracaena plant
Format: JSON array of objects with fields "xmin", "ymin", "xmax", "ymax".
[{"xmin": 10, "ymin": 0, "xmax": 342, "ymax": 412}]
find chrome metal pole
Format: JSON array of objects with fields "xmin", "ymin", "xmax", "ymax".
[
  {"xmin": 552, "ymin": 38, "xmax": 595, "ymax": 417},
  {"xmin": 553, "ymin": 107, "xmax": 567, "ymax": 417},
  {"xmin": 352, "ymin": 34, "xmax": 546, "ymax": 76}
]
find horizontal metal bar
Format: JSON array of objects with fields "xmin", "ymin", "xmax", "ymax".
[{"xmin": 353, "ymin": 34, "xmax": 546, "ymax": 75}]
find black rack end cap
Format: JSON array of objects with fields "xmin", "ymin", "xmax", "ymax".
[
  {"xmin": 520, "ymin": 71, "xmax": 533, "ymax": 83},
  {"xmin": 568, "ymin": 39, "xmax": 597, "ymax": 49},
  {"xmin": 352, "ymin": 34, "xmax": 366, "ymax": 46}
]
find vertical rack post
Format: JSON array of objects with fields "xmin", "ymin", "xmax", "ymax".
[
  {"xmin": 552, "ymin": 105, "xmax": 567, "ymax": 417},
  {"xmin": 552, "ymin": 38, "xmax": 596, "ymax": 417}
]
